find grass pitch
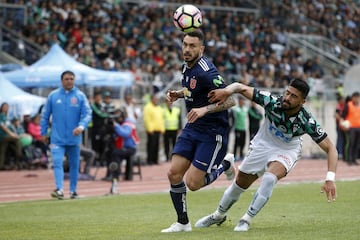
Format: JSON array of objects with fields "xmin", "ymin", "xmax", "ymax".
[{"xmin": 0, "ymin": 180, "xmax": 359, "ymax": 240}]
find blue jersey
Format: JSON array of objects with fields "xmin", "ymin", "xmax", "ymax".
[
  {"xmin": 40, "ymin": 87, "xmax": 92, "ymax": 146},
  {"xmin": 181, "ymin": 56, "xmax": 229, "ymax": 134}
]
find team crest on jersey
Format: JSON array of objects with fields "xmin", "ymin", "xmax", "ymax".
[
  {"xmin": 71, "ymin": 97, "xmax": 78, "ymax": 106},
  {"xmin": 292, "ymin": 123, "xmax": 301, "ymax": 132},
  {"xmin": 190, "ymin": 78, "xmax": 197, "ymax": 89}
]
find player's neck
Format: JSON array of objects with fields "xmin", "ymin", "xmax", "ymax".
[
  {"xmin": 284, "ymin": 107, "xmax": 301, "ymax": 118},
  {"xmin": 186, "ymin": 55, "xmax": 202, "ymax": 68}
]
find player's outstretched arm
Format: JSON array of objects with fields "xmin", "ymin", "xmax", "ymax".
[
  {"xmin": 318, "ymin": 136, "xmax": 338, "ymax": 202},
  {"xmin": 208, "ymin": 82, "xmax": 254, "ymax": 104}
]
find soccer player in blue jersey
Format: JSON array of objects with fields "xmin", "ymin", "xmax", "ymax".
[
  {"xmin": 195, "ymin": 78, "xmax": 338, "ymax": 232},
  {"xmin": 161, "ymin": 30, "xmax": 237, "ymax": 233}
]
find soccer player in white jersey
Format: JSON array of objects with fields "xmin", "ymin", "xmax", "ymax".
[{"xmin": 195, "ymin": 78, "xmax": 338, "ymax": 232}]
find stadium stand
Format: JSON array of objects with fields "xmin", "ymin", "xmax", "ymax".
[{"xmin": 0, "ymin": 0, "xmax": 359, "ymax": 163}]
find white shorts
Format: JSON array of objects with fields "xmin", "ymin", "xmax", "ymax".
[{"xmin": 238, "ymin": 143, "xmax": 302, "ymax": 177}]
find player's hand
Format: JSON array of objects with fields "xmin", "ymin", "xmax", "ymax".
[
  {"xmin": 208, "ymin": 89, "xmax": 231, "ymax": 105},
  {"xmin": 166, "ymin": 90, "xmax": 179, "ymax": 103},
  {"xmin": 187, "ymin": 107, "xmax": 207, "ymax": 123},
  {"xmin": 320, "ymin": 180, "xmax": 336, "ymax": 202},
  {"xmin": 41, "ymin": 136, "xmax": 48, "ymax": 144},
  {"xmin": 73, "ymin": 127, "xmax": 83, "ymax": 136}
]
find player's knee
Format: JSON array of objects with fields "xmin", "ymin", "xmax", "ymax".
[
  {"xmin": 185, "ymin": 175, "xmax": 203, "ymax": 191},
  {"xmin": 235, "ymin": 171, "xmax": 257, "ymax": 189},
  {"xmin": 166, "ymin": 169, "xmax": 183, "ymax": 184},
  {"xmin": 186, "ymin": 180, "xmax": 201, "ymax": 191},
  {"xmin": 262, "ymin": 172, "xmax": 278, "ymax": 189}
]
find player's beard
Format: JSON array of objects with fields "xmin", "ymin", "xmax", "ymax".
[
  {"xmin": 282, "ymin": 100, "xmax": 301, "ymax": 111},
  {"xmin": 184, "ymin": 51, "xmax": 201, "ymax": 67}
]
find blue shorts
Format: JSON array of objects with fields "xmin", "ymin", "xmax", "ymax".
[{"xmin": 173, "ymin": 126, "xmax": 228, "ymax": 173}]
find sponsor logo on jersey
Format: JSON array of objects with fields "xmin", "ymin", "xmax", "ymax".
[
  {"xmin": 259, "ymin": 90, "xmax": 271, "ymax": 97},
  {"xmin": 268, "ymin": 124, "xmax": 291, "ymax": 142},
  {"xmin": 277, "ymin": 124, "xmax": 287, "ymax": 132},
  {"xmin": 212, "ymin": 75, "xmax": 223, "ymax": 87},
  {"xmin": 277, "ymin": 154, "xmax": 292, "ymax": 167}
]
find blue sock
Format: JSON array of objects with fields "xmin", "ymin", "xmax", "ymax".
[
  {"xmin": 170, "ymin": 181, "xmax": 188, "ymax": 224},
  {"xmin": 204, "ymin": 164, "xmax": 225, "ymax": 185}
]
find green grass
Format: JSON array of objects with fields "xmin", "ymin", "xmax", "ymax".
[{"xmin": 0, "ymin": 180, "xmax": 359, "ymax": 240}]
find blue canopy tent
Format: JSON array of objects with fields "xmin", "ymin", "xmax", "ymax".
[
  {"xmin": 0, "ymin": 73, "xmax": 46, "ymax": 119},
  {"xmin": 3, "ymin": 44, "xmax": 134, "ymax": 88}
]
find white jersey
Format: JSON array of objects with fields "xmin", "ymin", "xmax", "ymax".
[{"xmin": 239, "ymin": 89, "xmax": 327, "ymax": 175}]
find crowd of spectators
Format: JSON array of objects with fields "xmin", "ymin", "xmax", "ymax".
[
  {"xmin": 0, "ymin": 102, "xmax": 48, "ymax": 170},
  {"xmin": 1, "ymin": 0, "xmax": 359, "ymax": 171},
  {"xmin": 1, "ymin": 0, "xmax": 358, "ymax": 94}
]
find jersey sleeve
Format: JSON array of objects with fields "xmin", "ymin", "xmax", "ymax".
[
  {"xmin": 303, "ymin": 112, "xmax": 327, "ymax": 143},
  {"xmin": 252, "ymin": 89, "xmax": 276, "ymax": 107}
]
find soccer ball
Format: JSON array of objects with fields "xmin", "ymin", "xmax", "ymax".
[
  {"xmin": 173, "ymin": 4, "xmax": 202, "ymax": 33},
  {"xmin": 340, "ymin": 120, "xmax": 350, "ymax": 131}
]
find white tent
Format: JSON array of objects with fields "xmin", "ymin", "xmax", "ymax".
[
  {"xmin": 0, "ymin": 73, "xmax": 46, "ymax": 119},
  {"xmin": 4, "ymin": 44, "xmax": 134, "ymax": 88},
  {"xmin": 344, "ymin": 64, "xmax": 360, "ymax": 96}
]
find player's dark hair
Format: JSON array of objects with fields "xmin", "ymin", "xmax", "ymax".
[
  {"xmin": 289, "ymin": 78, "xmax": 310, "ymax": 98},
  {"xmin": 352, "ymin": 91, "xmax": 360, "ymax": 97},
  {"xmin": 94, "ymin": 91, "xmax": 102, "ymax": 97},
  {"xmin": 61, "ymin": 70, "xmax": 75, "ymax": 80},
  {"xmin": 184, "ymin": 30, "xmax": 204, "ymax": 45}
]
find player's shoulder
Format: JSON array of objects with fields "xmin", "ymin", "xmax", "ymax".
[
  {"xmin": 299, "ymin": 106, "xmax": 313, "ymax": 118},
  {"xmin": 48, "ymin": 88, "xmax": 61, "ymax": 99},
  {"xmin": 195, "ymin": 56, "xmax": 215, "ymax": 72},
  {"xmin": 297, "ymin": 106, "xmax": 318, "ymax": 124}
]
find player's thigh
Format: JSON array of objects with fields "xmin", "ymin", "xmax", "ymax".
[
  {"xmin": 238, "ymin": 147, "xmax": 269, "ymax": 176},
  {"xmin": 267, "ymin": 147, "xmax": 301, "ymax": 175},
  {"xmin": 186, "ymin": 164, "xmax": 207, "ymax": 190},
  {"xmin": 192, "ymin": 134, "xmax": 228, "ymax": 173}
]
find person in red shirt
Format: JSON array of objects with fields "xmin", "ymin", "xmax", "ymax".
[
  {"xmin": 27, "ymin": 114, "xmax": 48, "ymax": 161},
  {"xmin": 334, "ymin": 94, "xmax": 346, "ymax": 159}
]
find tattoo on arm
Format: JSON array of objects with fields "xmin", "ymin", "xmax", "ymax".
[{"xmin": 206, "ymin": 96, "xmax": 235, "ymax": 113}]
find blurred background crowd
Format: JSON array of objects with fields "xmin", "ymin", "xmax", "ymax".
[{"xmin": 0, "ymin": 0, "xmax": 359, "ymax": 173}]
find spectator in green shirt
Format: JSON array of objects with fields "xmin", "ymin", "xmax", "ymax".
[
  {"xmin": 0, "ymin": 102, "xmax": 23, "ymax": 170},
  {"xmin": 231, "ymin": 97, "xmax": 247, "ymax": 161}
]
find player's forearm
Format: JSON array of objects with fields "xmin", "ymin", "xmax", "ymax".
[
  {"xmin": 327, "ymin": 146, "xmax": 338, "ymax": 173},
  {"xmin": 226, "ymin": 82, "xmax": 254, "ymax": 100},
  {"xmin": 319, "ymin": 137, "xmax": 338, "ymax": 179},
  {"xmin": 177, "ymin": 89, "xmax": 185, "ymax": 98},
  {"xmin": 206, "ymin": 95, "xmax": 235, "ymax": 113}
]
